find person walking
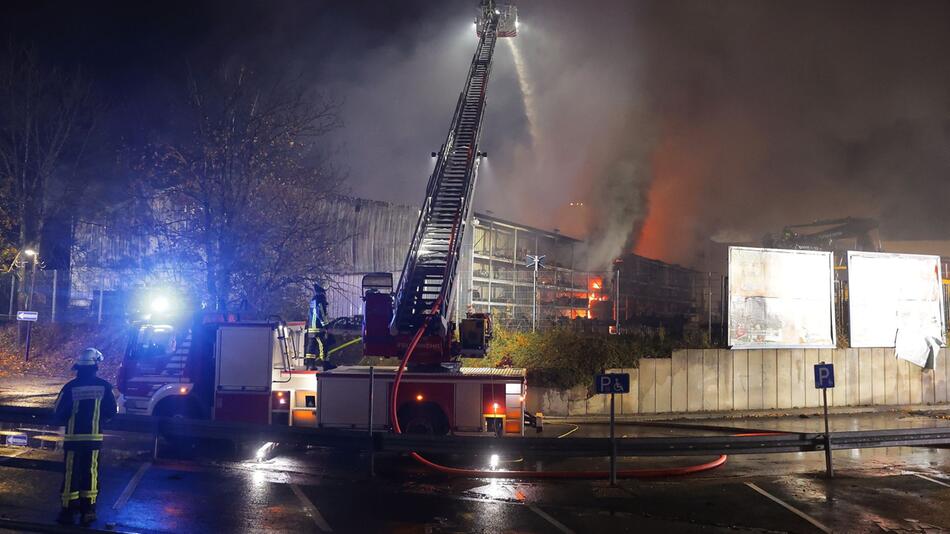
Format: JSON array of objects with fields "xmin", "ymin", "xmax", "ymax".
[{"xmin": 53, "ymin": 348, "xmax": 117, "ymax": 526}]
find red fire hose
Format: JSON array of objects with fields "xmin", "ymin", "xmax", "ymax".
[
  {"xmin": 388, "ymin": 286, "xmax": 744, "ymax": 479},
  {"xmin": 387, "ymin": 216, "xmax": 760, "ymax": 478}
]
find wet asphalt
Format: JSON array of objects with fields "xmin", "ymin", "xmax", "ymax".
[{"xmin": 0, "ymin": 413, "xmax": 949, "ymax": 533}]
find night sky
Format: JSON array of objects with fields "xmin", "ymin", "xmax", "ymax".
[{"xmin": 5, "ymin": 0, "xmax": 950, "ymax": 268}]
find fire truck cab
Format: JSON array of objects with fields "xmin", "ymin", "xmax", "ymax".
[{"xmin": 117, "ymin": 313, "xmax": 318, "ymax": 428}]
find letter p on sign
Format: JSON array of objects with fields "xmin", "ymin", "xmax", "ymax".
[{"xmin": 814, "ymin": 363, "xmax": 835, "ymax": 389}]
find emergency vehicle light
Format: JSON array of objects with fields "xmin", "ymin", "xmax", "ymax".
[{"xmin": 151, "ymin": 295, "xmax": 171, "ymax": 313}]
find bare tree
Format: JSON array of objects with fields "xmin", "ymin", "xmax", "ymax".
[
  {"xmin": 138, "ymin": 65, "xmax": 346, "ymax": 314},
  {"xmin": 0, "ymin": 44, "xmax": 96, "ymax": 260}
]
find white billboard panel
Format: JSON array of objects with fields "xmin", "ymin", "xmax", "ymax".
[
  {"xmin": 728, "ymin": 247, "xmax": 836, "ymax": 349},
  {"xmin": 847, "ymin": 251, "xmax": 945, "ymax": 349}
]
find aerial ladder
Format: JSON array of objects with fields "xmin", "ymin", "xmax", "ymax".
[{"xmin": 362, "ymin": 1, "xmax": 518, "ymax": 368}]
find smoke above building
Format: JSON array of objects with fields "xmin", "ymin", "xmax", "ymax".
[
  {"xmin": 9, "ymin": 1, "xmax": 950, "ymax": 271},
  {"xmin": 329, "ymin": 0, "xmax": 950, "ymax": 269}
]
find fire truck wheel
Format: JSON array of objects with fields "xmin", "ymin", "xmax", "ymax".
[
  {"xmin": 397, "ymin": 402, "xmax": 449, "ymax": 436},
  {"xmin": 154, "ymin": 398, "xmax": 202, "ymax": 456}
]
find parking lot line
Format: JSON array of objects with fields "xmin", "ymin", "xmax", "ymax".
[
  {"xmin": 527, "ymin": 504, "xmax": 575, "ymax": 534},
  {"xmin": 291, "ymin": 484, "xmax": 333, "ymax": 532},
  {"xmin": 912, "ymin": 473, "xmax": 950, "ymax": 489},
  {"xmin": 113, "ymin": 461, "xmax": 151, "ymax": 510},
  {"xmin": 745, "ymin": 482, "xmax": 832, "ymax": 533},
  {"xmin": 557, "ymin": 424, "xmax": 579, "ymax": 439}
]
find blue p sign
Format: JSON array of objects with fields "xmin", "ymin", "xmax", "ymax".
[
  {"xmin": 595, "ymin": 373, "xmax": 630, "ymax": 394},
  {"xmin": 814, "ymin": 363, "xmax": 835, "ymax": 389}
]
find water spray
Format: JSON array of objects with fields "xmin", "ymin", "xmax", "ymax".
[{"xmin": 505, "ymin": 38, "xmax": 540, "ymax": 148}]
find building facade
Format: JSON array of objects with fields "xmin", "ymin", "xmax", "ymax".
[{"xmin": 65, "ymin": 194, "xmax": 721, "ymax": 332}]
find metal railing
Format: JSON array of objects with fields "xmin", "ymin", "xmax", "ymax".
[{"xmin": 2, "ymin": 405, "xmax": 949, "ymax": 460}]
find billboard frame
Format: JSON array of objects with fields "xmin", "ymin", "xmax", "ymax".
[
  {"xmin": 846, "ymin": 250, "xmax": 946, "ymax": 349},
  {"xmin": 728, "ymin": 246, "xmax": 837, "ymax": 350}
]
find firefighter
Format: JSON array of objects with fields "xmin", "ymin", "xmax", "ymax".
[
  {"xmin": 53, "ymin": 348, "xmax": 117, "ymax": 526},
  {"xmin": 303, "ymin": 283, "xmax": 331, "ymax": 370}
]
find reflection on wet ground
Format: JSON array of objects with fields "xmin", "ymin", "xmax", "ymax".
[{"xmin": 0, "ymin": 410, "xmax": 949, "ymax": 532}]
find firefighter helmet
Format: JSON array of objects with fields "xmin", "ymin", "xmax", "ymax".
[{"xmin": 75, "ymin": 347, "xmax": 104, "ymax": 367}]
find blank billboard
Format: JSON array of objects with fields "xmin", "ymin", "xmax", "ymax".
[
  {"xmin": 847, "ymin": 251, "xmax": 945, "ymax": 348},
  {"xmin": 728, "ymin": 247, "xmax": 836, "ymax": 349}
]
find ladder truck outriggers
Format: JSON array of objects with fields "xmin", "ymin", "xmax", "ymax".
[{"xmin": 316, "ymin": 1, "xmax": 531, "ymax": 436}]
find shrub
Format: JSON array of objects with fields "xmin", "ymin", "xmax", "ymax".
[{"xmin": 465, "ymin": 326, "xmax": 692, "ymax": 390}]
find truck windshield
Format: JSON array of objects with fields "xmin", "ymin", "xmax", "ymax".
[{"xmin": 132, "ymin": 325, "xmax": 177, "ymax": 363}]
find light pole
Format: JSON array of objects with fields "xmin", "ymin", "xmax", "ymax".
[
  {"xmin": 525, "ymin": 254, "xmax": 545, "ymax": 332},
  {"xmin": 22, "ymin": 249, "xmax": 37, "ymax": 362},
  {"xmin": 4, "ymin": 250, "xmax": 28, "ymax": 318},
  {"xmin": 612, "ymin": 258, "xmax": 623, "ymax": 335}
]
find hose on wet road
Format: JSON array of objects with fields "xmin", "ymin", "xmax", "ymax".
[{"xmin": 387, "ymin": 288, "xmax": 762, "ymax": 479}]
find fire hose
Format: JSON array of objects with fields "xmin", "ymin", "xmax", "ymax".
[{"xmin": 388, "ymin": 222, "xmax": 749, "ymax": 478}]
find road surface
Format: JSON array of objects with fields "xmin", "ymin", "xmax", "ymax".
[{"xmin": 1, "ymin": 411, "xmax": 950, "ymax": 532}]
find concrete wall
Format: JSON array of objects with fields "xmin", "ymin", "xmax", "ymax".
[{"xmin": 538, "ymin": 348, "xmax": 950, "ymax": 417}]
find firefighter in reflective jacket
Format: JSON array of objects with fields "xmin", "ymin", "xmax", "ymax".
[
  {"xmin": 303, "ymin": 283, "xmax": 331, "ymax": 370},
  {"xmin": 53, "ymin": 348, "xmax": 117, "ymax": 526}
]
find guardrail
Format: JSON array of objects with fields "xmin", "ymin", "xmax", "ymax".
[{"xmin": 2, "ymin": 405, "xmax": 949, "ymax": 459}]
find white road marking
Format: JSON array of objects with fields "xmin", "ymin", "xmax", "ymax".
[
  {"xmin": 913, "ymin": 473, "xmax": 950, "ymax": 489},
  {"xmin": 745, "ymin": 482, "xmax": 832, "ymax": 533},
  {"xmin": 527, "ymin": 504, "xmax": 575, "ymax": 534},
  {"xmin": 291, "ymin": 483, "xmax": 333, "ymax": 532},
  {"xmin": 557, "ymin": 424, "xmax": 579, "ymax": 439},
  {"xmin": 113, "ymin": 461, "xmax": 152, "ymax": 510},
  {"xmin": 528, "ymin": 504, "xmax": 574, "ymax": 534}
]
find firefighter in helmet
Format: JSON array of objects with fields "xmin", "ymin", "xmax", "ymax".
[
  {"xmin": 303, "ymin": 283, "xmax": 332, "ymax": 370},
  {"xmin": 53, "ymin": 348, "xmax": 117, "ymax": 526}
]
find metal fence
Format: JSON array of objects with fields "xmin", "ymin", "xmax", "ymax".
[{"xmin": 0, "ymin": 268, "xmax": 108, "ymax": 325}]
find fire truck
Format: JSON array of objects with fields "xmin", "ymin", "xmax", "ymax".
[
  {"xmin": 118, "ymin": 1, "xmax": 530, "ymax": 438},
  {"xmin": 117, "ymin": 310, "xmax": 322, "ymax": 428},
  {"xmin": 316, "ymin": 1, "xmax": 530, "ymax": 436}
]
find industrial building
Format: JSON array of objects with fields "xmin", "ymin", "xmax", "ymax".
[
  {"xmin": 311, "ymin": 197, "xmax": 721, "ymax": 332},
  {"xmin": 39, "ymin": 195, "xmax": 722, "ymax": 332}
]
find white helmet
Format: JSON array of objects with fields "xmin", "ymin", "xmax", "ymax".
[{"xmin": 76, "ymin": 347, "xmax": 104, "ymax": 367}]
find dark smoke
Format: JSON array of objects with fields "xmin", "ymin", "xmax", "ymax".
[
  {"xmin": 8, "ymin": 1, "xmax": 949, "ymax": 271},
  {"xmin": 333, "ymin": 1, "xmax": 950, "ymax": 270}
]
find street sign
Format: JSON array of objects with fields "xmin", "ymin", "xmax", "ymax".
[
  {"xmin": 596, "ymin": 372, "xmax": 630, "ymax": 486},
  {"xmin": 6, "ymin": 433, "xmax": 27, "ymax": 447},
  {"xmin": 813, "ymin": 361, "xmax": 836, "ymax": 478},
  {"xmin": 595, "ymin": 373, "xmax": 630, "ymax": 394},
  {"xmin": 16, "ymin": 311, "xmax": 38, "ymax": 322},
  {"xmin": 814, "ymin": 363, "xmax": 835, "ymax": 389}
]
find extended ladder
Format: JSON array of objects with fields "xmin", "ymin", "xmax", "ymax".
[{"xmin": 392, "ymin": 5, "xmax": 506, "ymax": 334}]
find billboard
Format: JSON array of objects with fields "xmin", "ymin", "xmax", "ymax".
[
  {"xmin": 728, "ymin": 247, "xmax": 836, "ymax": 349},
  {"xmin": 847, "ymin": 251, "xmax": 945, "ymax": 349}
]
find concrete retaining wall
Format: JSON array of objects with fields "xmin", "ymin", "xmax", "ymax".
[{"xmin": 531, "ymin": 347, "xmax": 950, "ymax": 417}]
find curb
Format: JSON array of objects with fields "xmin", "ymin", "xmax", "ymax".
[
  {"xmin": 0, "ymin": 517, "xmax": 136, "ymax": 534},
  {"xmin": 546, "ymin": 404, "xmax": 950, "ymax": 424}
]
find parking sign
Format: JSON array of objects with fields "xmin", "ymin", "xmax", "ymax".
[
  {"xmin": 814, "ymin": 363, "xmax": 835, "ymax": 389},
  {"xmin": 595, "ymin": 373, "xmax": 630, "ymax": 394}
]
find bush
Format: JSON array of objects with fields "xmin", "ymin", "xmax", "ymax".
[
  {"xmin": 0, "ymin": 322, "xmax": 126, "ymax": 381},
  {"xmin": 465, "ymin": 326, "xmax": 694, "ymax": 390}
]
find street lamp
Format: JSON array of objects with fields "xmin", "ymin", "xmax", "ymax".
[
  {"xmin": 525, "ymin": 254, "xmax": 545, "ymax": 332},
  {"xmin": 24, "ymin": 249, "xmax": 39, "ymax": 362},
  {"xmin": 23, "ymin": 249, "xmax": 38, "ymax": 311}
]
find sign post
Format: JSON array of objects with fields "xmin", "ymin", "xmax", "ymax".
[
  {"xmin": 16, "ymin": 311, "xmax": 38, "ymax": 362},
  {"xmin": 813, "ymin": 362, "xmax": 835, "ymax": 478},
  {"xmin": 368, "ymin": 366, "xmax": 375, "ymax": 477},
  {"xmin": 595, "ymin": 372, "xmax": 630, "ymax": 486}
]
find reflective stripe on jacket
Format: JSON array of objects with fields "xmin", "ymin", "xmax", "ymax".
[{"xmin": 54, "ymin": 375, "xmax": 117, "ymax": 450}]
